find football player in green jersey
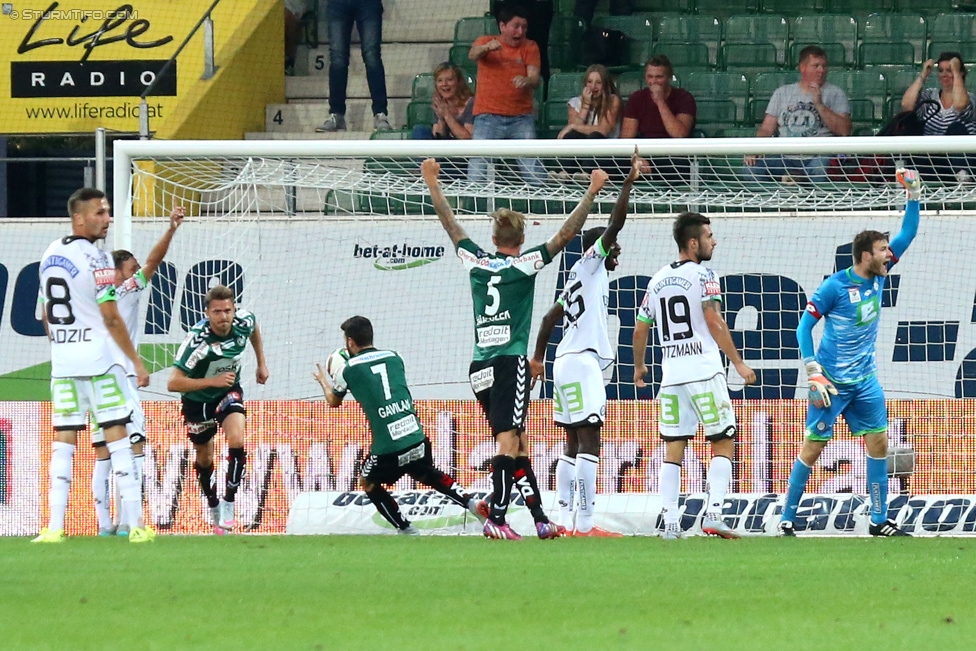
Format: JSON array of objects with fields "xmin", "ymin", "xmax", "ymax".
[
  {"xmin": 422, "ymin": 157, "xmax": 609, "ymax": 540},
  {"xmin": 313, "ymin": 316, "xmax": 485, "ymax": 534},
  {"xmin": 168, "ymin": 285, "xmax": 269, "ymax": 534}
]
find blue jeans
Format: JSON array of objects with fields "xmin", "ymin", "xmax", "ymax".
[
  {"xmin": 327, "ymin": 0, "xmax": 387, "ymax": 116},
  {"xmin": 742, "ymin": 155, "xmax": 829, "ymax": 185},
  {"xmin": 468, "ymin": 114, "xmax": 546, "ymax": 186}
]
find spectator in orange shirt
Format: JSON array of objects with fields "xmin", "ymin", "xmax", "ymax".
[{"xmin": 467, "ymin": 4, "xmax": 546, "ymax": 185}]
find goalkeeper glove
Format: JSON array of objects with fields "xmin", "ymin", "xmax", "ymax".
[
  {"xmin": 805, "ymin": 359, "xmax": 838, "ymax": 409},
  {"xmin": 896, "ymin": 167, "xmax": 922, "ymax": 201}
]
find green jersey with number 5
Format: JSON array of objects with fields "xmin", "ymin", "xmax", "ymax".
[
  {"xmin": 333, "ymin": 348, "xmax": 425, "ymax": 455},
  {"xmin": 457, "ymin": 238, "xmax": 553, "ymax": 361}
]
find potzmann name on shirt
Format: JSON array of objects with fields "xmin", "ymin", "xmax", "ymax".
[{"xmin": 662, "ymin": 341, "xmax": 703, "ymax": 358}]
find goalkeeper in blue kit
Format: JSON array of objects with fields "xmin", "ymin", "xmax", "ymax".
[{"xmin": 778, "ymin": 169, "xmax": 921, "ymax": 537}]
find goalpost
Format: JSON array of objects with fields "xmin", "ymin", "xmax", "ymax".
[{"xmin": 99, "ymin": 136, "xmax": 976, "ymax": 533}]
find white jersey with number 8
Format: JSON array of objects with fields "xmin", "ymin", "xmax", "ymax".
[
  {"xmin": 637, "ymin": 260, "xmax": 725, "ymax": 387},
  {"xmin": 39, "ymin": 236, "xmax": 125, "ymax": 378}
]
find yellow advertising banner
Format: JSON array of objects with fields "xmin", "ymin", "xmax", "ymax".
[
  {"xmin": 0, "ymin": 0, "xmax": 281, "ymax": 135},
  {"xmin": 14, "ymin": 399, "xmax": 976, "ymax": 536}
]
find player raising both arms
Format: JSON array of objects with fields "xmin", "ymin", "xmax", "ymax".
[
  {"xmin": 313, "ymin": 316, "xmax": 485, "ymax": 534},
  {"xmin": 529, "ymin": 150, "xmax": 642, "ymax": 537},
  {"xmin": 633, "ymin": 212, "xmax": 756, "ymax": 540},
  {"xmin": 91, "ymin": 205, "xmax": 184, "ymax": 536},
  {"xmin": 778, "ymin": 169, "xmax": 921, "ymax": 537},
  {"xmin": 168, "ymin": 285, "xmax": 269, "ymax": 534},
  {"xmin": 422, "ymin": 157, "xmax": 609, "ymax": 540},
  {"xmin": 34, "ymin": 187, "xmax": 152, "ymax": 544}
]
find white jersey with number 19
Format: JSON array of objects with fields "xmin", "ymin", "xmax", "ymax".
[
  {"xmin": 39, "ymin": 236, "xmax": 124, "ymax": 378},
  {"xmin": 637, "ymin": 260, "xmax": 724, "ymax": 387}
]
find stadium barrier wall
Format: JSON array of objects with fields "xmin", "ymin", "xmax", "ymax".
[{"xmin": 1, "ymin": 400, "xmax": 975, "ymax": 536}]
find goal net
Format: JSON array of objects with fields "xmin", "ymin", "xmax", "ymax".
[{"xmin": 10, "ymin": 135, "xmax": 972, "ymax": 535}]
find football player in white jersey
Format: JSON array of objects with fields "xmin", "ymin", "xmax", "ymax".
[
  {"xmin": 633, "ymin": 212, "xmax": 756, "ymax": 540},
  {"xmin": 529, "ymin": 150, "xmax": 642, "ymax": 537},
  {"xmin": 33, "ymin": 187, "xmax": 153, "ymax": 544},
  {"xmin": 90, "ymin": 206, "xmax": 184, "ymax": 536}
]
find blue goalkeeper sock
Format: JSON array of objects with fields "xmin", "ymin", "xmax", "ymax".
[
  {"xmin": 866, "ymin": 455, "xmax": 888, "ymax": 525},
  {"xmin": 781, "ymin": 458, "xmax": 812, "ymax": 524}
]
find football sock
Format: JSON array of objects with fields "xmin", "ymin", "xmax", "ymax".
[
  {"xmin": 195, "ymin": 462, "xmax": 220, "ymax": 508},
  {"xmin": 48, "ymin": 441, "xmax": 75, "ymax": 532},
  {"xmin": 705, "ymin": 455, "xmax": 732, "ymax": 519},
  {"xmin": 413, "ymin": 467, "xmax": 468, "ymax": 508},
  {"xmin": 555, "ymin": 454, "xmax": 576, "ymax": 528},
  {"xmin": 225, "ymin": 447, "xmax": 247, "ymax": 503},
  {"xmin": 866, "ymin": 455, "xmax": 889, "ymax": 525},
  {"xmin": 782, "ymin": 458, "xmax": 813, "ymax": 524},
  {"xmin": 514, "ymin": 456, "xmax": 549, "ymax": 524},
  {"xmin": 365, "ymin": 485, "xmax": 409, "ymax": 530},
  {"xmin": 659, "ymin": 461, "xmax": 681, "ymax": 526},
  {"xmin": 107, "ymin": 438, "xmax": 142, "ymax": 529},
  {"xmin": 133, "ymin": 452, "xmax": 145, "ymax": 494},
  {"xmin": 489, "ymin": 455, "xmax": 516, "ymax": 525},
  {"xmin": 91, "ymin": 457, "xmax": 113, "ymax": 531},
  {"xmin": 575, "ymin": 453, "xmax": 599, "ymax": 533}
]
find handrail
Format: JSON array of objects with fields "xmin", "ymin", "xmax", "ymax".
[{"xmin": 138, "ymin": 0, "xmax": 223, "ymax": 138}]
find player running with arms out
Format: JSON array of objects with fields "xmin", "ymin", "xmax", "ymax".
[
  {"xmin": 168, "ymin": 285, "xmax": 269, "ymax": 534},
  {"xmin": 633, "ymin": 212, "xmax": 756, "ymax": 540},
  {"xmin": 34, "ymin": 187, "xmax": 153, "ymax": 544},
  {"xmin": 91, "ymin": 205, "xmax": 184, "ymax": 536},
  {"xmin": 778, "ymin": 169, "xmax": 921, "ymax": 538},
  {"xmin": 422, "ymin": 157, "xmax": 609, "ymax": 540},
  {"xmin": 529, "ymin": 150, "xmax": 643, "ymax": 537},
  {"xmin": 313, "ymin": 316, "xmax": 486, "ymax": 534}
]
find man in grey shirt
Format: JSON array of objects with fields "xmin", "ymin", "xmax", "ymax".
[{"xmin": 744, "ymin": 45, "xmax": 851, "ymax": 184}]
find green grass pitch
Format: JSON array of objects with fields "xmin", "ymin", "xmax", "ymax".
[{"xmin": 2, "ymin": 535, "xmax": 974, "ymax": 650}]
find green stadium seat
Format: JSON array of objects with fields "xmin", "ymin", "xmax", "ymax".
[
  {"xmin": 548, "ymin": 44, "xmax": 581, "ymax": 73},
  {"xmin": 449, "ymin": 45, "xmax": 478, "ymax": 76},
  {"xmin": 695, "ymin": 99, "xmax": 739, "ymax": 124},
  {"xmin": 653, "ymin": 42, "xmax": 713, "ymax": 71},
  {"xmin": 751, "ymin": 71, "xmax": 797, "ymax": 123},
  {"xmin": 860, "ymin": 14, "xmax": 926, "ymax": 66},
  {"xmin": 684, "ymin": 71, "xmax": 750, "ymax": 123},
  {"xmin": 789, "ymin": 42, "xmax": 848, "ymax": 69},
  {"xmin": 370, "ymin": 129, "xmax": 413, "ymax": 140},
  {"xmin": 830, "ymin": 69, "xmax": 887, "ymax": 126},
  {"xmin": 657, "ymin": 15, "xmax": 723, "ymax": 66},
  {"xmin": 792, "ymin": 14, "xmax": 858, "ymax": 68},
  {"xmin": 929, "ymin": 41, "xmax": 976, "ymax": 64},
  {"xmin": 550, "ymin": 16, "xmax": 587, "ymax": 43},
  {"xmin": 406, "ymin": 101, "xmax": 435, "ymax": 129},
  {"xmin": 542, "ymin": 101, "xmax": 570, "ymax": 135},
  {"xmin": 897, "ymin": 0, "xmax": 957, "ymax": 14},
  {"xmin": 593, "ymin": 14, "xmax": 656, "ymax": 41},
  {"xmin": 454, "ymin": 17, "xmax": 498, "ymax": 45},
  {"xmin": 721, "ymin": 44, "xmax": 781, "ymax": 76},
  {"xmin": 760, "ymin": 0, "xmax": 827, "ymax": 16},
  {"xmin": 696, "ymin": 121, "xmax": 739, "ymax": 137},
  {"xmin": 632, "ymin": 0, "xmax": 694, "ymax": 12},
  {"xmin": 412, "ymin": 74, "xmax": 435, "ymax": 101},
  {"xmin": 547, "ymin": 72, "xmax": 584, "ymax": 102},
  {"xmin": 859, "ymin": 42, "xmax": 916, "ymax": 67},
  {"xmin": 716, "ymin": 127, "xmax": 761, "ymax": 137},
  {"xmin": 696, "ymin": 0, "xmax": 760, "ymax": 17},
  {"xmin": 724, "ymin": 15, "xmax": 790, "ymax": 70},
  {"xmin": 930, "ymin": 13, "xmax": 976, "ymax": 42},
  {"xmin": 827, "ymin": 0, "xmax": 893, "ymax": 14}
]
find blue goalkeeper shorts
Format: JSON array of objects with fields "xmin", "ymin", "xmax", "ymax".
[{"xmin": 805, "ymin": 375, "xmax": 887, "ymax": 441}]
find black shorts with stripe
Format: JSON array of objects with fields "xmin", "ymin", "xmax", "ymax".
[
  {"xmin": 468, "ymin": 355, "xmax": 529, "ymax": 436},
  {"xmin": 362, "ymin": 438, "xmax": 434, "ymax": 486},
  {"xmin": 180, "ymin": 385, "xmax": 246, "ymax": 445}
]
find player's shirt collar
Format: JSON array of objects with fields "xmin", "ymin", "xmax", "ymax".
[{"xmin": 845, "ymin": 266, "xmax": 872, "ymax": 284}]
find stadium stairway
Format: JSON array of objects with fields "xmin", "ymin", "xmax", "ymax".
[{"xmin": 247, "ymin": 0, "xmax": 487, "ymax": 139}]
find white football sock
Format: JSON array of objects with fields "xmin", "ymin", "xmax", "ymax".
[
  {"xmin": 555, "ymin": 455, "xmax": 576, "ymax": 528},
  {"xmin": 48, "ymin": 441, "xmax": 75, "ymax": 532},
  {"xmin": 659, "ymin": 461, "xmax": 681, "ymax": 526},
  {"xmin": 91, "ymin": 457, "xmax": 113, "ymax": 531},
  {"xmin": 706, "ymin": 455, "xmax": 733, "ymax": 519},
  {"xmin": 575, "ymin": 453, "xmax": 599, "ymax": 533},
  {"xmin": 107, "ymin": 438, "xmax": 143, "ymax": 530}
]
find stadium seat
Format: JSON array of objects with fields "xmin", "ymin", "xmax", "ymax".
[
  {"xmin": 830, "ymin": 69, "xmax": 887, "ymax": 127},
  {"xmin": 751, "ymin": 71, "xmax": 797, "ymax": 123},
  {"xmin": 788, "ymin": 42, "xmax": 848, "ymax": 69},
  {"xmin": 684, "ymin": 71, "xmax": 750, "ymax": 123},
  {"xmin": 791, "ymin": 14, "xmax": 858, "ymax": 68},
  {"xmin": 652, "ymin": 42, "xmax": 713, "ymax": 71},
  {"xmin": 633, "ymin": 0, "xmax": 694, "ymax": 11},
  {"xmin": 454, "ymin": 17, "xmax": 499, "ymax": 45},
  {"xmin": 547, "ymin": 72, "xmax": 584, "ymax": 102},
  {"xmin": 657, "ymin": 15, "xmax": 723, "ymax": 67},
  {"xmin": 448, "ymin": 45, "xmax": 478, "ymax": 76},
  {"xmin": 695, "ymin": 100, "xmax": 739, "ymax": 125},
  {"xmin": 930, "ymin": 13, "xmax": 976, "ymax": 43},
  {"xmin": 696, "ymin": 0, "xmax": 760, "ymax": 17},
  {"xmin": 370, "ymin": 129, "xmax": 413, "ymax": 140},
  {"xmin": 406, "ymin": 101, "xmax": 435, "ymax": 129},
  {"xmin": 860, "ymin": 14, "xmax": 926, "ymax": 66},
  {"xmin": 827, "ymin": 0, "xmax": 893, "ymax": 14},
  {"xmin": 547, "ymin": 16, "xmax": 586, "ymax": 73},
  {"xmin": 929, "ymin": 41, "xmax": 976, "ymax": 65},
  {"xmin": 412, "ymin": 74, "xmax": 435, "ymax": 102},
  {"xmin": 859, "ymin": 42, "xmax": 916, "ymax": 67},
  {"xmin": 897, "ymin": 0, "xmax": 957, "ymax": 15},
  {"xmin": 723, "ymin": 15, "xmax": 790, "ymax": 71},
  {"xmin": 716, "ymin": 127, "xmax": 760, "ymax": 137},
  {"xmin": 593, "ymin": 14, "xmax": 656, "ymax": 41},
  {"xmin": 542, "ymin": 101, "xmax": 570, "ymax": 136},
  {"xmin": 760, "ymin": 0, "xmax": 827, "ymax": 16}
]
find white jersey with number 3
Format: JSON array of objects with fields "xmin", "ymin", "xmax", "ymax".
[
  {"xmin": 554, "ymin": 242, "xmax": 614, "ymax": 368},
  {"xmin": 638, "ymin": 260, "xmax": 724, "ymax": 387},
  {"xmin": 39, "ymin": 236, "xmax": 124, "ymax": 378}
]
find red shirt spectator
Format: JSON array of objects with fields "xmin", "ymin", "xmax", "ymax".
[{"xmin": 621, "ymin": 56, "xmax": 696, "ymax": 139}]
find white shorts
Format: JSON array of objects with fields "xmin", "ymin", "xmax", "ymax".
[
  {"xmin": 552, "ymin": 351, "xmax": 607, "ymax": 427},
  {"xmin": 657, "ymin": 373, "xmax": 736, "ymax": 441},
  {"xmin": 92, "ymin": 375, "xmax": 145, "ymax": 444},
  {"xmin": 51, "ymin": 365, "xmax": 132, "ymax": 432}
]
